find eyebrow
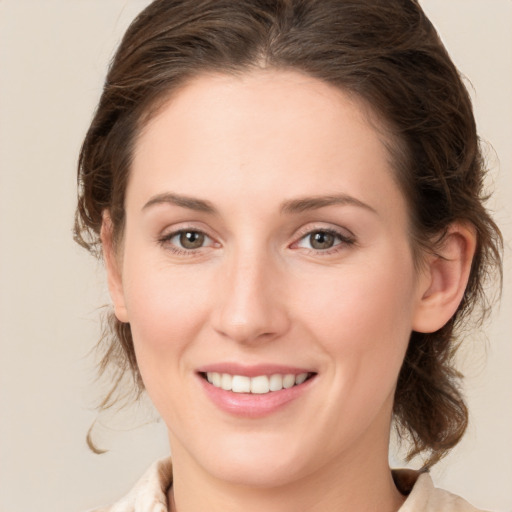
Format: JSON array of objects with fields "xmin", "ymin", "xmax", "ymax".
[
  {"xmin": 142, "ymin": 192, "xmax": 377, "ymax": 215},
  {"xmin": 143, "ymin": 192, "xmax": 217, "ymax": 214},
  {"xmin": 280, "ymin": 194, "xmax": 377, "ymax": 215}
]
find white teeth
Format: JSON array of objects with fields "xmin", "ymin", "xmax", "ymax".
[
  {"xmin": 232, "ymin": 375, "xmax": 251, "ymax": 393},
  {"xmin": 250, "ymin": 375, "xmax": 270, "ymax": 394},
  {"xmin": 206, "ymin": 372, "xmax": 220, "ymax": 385},
  {"xmin": 205, "ymin": 372, "xmax": 311, "ymax": 393},
  {"xmin": 282, "ymin": 374, "xmax": 295, "ymax": 389},
  {"xmin": 295, "ymin": 373, "xmax": 308, "ymax": 385},
  {"xmin": 212, "ymin": 372, "xmax": 221, "ymax": 387},
  {"xmin": 269, "ymin": 374, "xmax": 283, "ymax": 391},
  {"xmin": 220, "ymin": 373, "xmax": 232, "ymax": 391}
]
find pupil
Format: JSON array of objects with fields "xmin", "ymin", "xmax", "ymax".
[
  {"xmin": 311, "ymin": 231, "xmax": 334, "ymax": 250},
  {"xmin": 180, "ymin": 231, "xmax": 204, "ymax": 249}
]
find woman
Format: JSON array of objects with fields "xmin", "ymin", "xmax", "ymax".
[{"xmin": 75, "ymin": 1, "xmax": 503, "ymax": 510}]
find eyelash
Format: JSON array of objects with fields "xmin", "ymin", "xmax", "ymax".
[{"xmin": 158, "ymin": 226, "xmax": 356, "ymax": 256}]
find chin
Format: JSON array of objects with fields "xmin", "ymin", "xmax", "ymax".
[
  {"xmin": 207, "ymin": 455, "xmax": 309, "ymax": 489},
  {"xmin": 192, "ymin": 430, "xmax": 313, "ymax": 488}
]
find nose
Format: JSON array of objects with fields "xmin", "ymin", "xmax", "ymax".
[{"xmin": 211, "ymin": 249, "xmax": 291, "ymax": 345}]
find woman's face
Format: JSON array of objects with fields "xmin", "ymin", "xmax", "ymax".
[{"xmin": 108, "ymin": 70, "xmax": 430, "ymax": 486}]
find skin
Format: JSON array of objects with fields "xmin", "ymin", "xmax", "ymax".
[{"xmin": 103, "ymin": 70, "xmax": 476, "ymax": 512}]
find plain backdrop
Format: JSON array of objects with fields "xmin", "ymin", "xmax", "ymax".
[{"xmin": 0, "ymin": 1, "xmax": 511, "ymax": 511}]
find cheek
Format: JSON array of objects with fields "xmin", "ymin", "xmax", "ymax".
[
  {"xmin": 121, "ymin": 256, "xmax": 214, "ymax": 377},
  {"xmin": 121, "ymin": 264, "xmax": 218, "ymax": 426},
  {"xmin": 295, "ymin": 257, "xmax": 416, "ymax": 386}
]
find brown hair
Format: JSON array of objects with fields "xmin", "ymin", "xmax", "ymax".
[{"xmin": 75, "ymin": 0, "xmax": 502, "ymax": 466}]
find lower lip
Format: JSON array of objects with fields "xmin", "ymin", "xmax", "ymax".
[{"xmin": 197, "ymin": 374, "xmax": 316, "ymax": 418}]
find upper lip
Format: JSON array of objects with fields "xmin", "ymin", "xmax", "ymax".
[{"xmin": 196, "ymin": 363, "xmax": 316, "ymax": 378}]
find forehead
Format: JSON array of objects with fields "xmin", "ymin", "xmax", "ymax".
[
  {"xmin": 129, "ymin": 70, "xmax": 404, "ymax": 217},
  {"xmin": 137, "ymin": 70, "xmax": 390, "ymax": 156}
]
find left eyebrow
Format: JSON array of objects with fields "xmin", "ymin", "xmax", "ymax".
[
  {"xmin": 280, "ymin": 194, "xmax": 378, "ymax": 215},
  {"xmin": 142, "ymin": 192, "xmax": 217, "ymax": 214}
]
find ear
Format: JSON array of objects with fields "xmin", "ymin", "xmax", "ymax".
[
  {"xmin": 100, "ymin": 212, "xmax": 129, "ymax": 323},
  {"xmin": 412, "ymin": 223, "xmax": 477, "ymax": 333}
]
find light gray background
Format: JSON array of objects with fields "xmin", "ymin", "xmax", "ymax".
[{"xmin": 0, "ymin": 1, "xmax": 511, "ymax": 511}]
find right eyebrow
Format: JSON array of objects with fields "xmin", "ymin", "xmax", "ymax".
[{"xmin": 142, "ymin": 192, "xmax": 217, "ymax": 214}]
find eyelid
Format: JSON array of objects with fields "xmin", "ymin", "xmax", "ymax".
[{"xmin": 293, "ymin": 223, "xmax": 355, "ymax": 242}]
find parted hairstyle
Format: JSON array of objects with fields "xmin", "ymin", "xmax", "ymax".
[{"xmin": 75, "ymin": 0, "xmax": 502, "ymax": 467}]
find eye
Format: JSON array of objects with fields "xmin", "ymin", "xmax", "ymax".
[
  {"xmin": 176, "ymin": 230, "xmax": 206, "ymax": 249},
  {"xmin": 305, "ymin": 231, "xmax": 337, "ymax": 250},
  {"xmin": 160, "ymin": 229, "xmax": 216, "ymax": 252},
  {"xmin": 294, "ymin": 229, "xmax": 354, "ymax": 252}
]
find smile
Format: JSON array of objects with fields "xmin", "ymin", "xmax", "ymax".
[
  {"xmin": 197, "ymin": 366, "xmax": 317, "ymax": 417},
  {"xmin": 202, "ymin": 372, "xmax": 312, "ymax": 394}
]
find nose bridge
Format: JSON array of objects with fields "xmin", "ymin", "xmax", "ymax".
[{"xmin": 212, "ymin": 243, "xmax": 289, "ymax": 344}]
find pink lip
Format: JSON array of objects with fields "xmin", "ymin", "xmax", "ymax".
[{"xmin": 196, "ymin": 364, "xmax": 317, "ymax": 419}]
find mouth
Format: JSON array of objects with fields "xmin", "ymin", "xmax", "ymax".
[
  {"xmin": 199, "ymin": 371, "xmax": 316, "ymax": 394},
  {"xmin": 196, "ymin": 365, "xmax": 318, "ymax": 417}
]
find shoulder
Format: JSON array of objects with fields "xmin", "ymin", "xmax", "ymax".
[
  {"xmin": 394, "ymin": 469, "xmax": 491, "ymax": 512},
  {"xmin": 86, "ymin": 458, "xmax": 173, "ymax": 512}
]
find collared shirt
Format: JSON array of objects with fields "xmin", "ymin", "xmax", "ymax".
[{"xmin": 88, "ymin": 458, "xmax": 487, "ymax": 512}]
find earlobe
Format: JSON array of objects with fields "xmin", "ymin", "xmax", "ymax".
[
  {"xmin": 100, "ymin": 212, "xmax": 129, "ymax": 323},
  {"xmin": 412, "ymin": 223, "xmax": 477, "ymax": 333}
]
